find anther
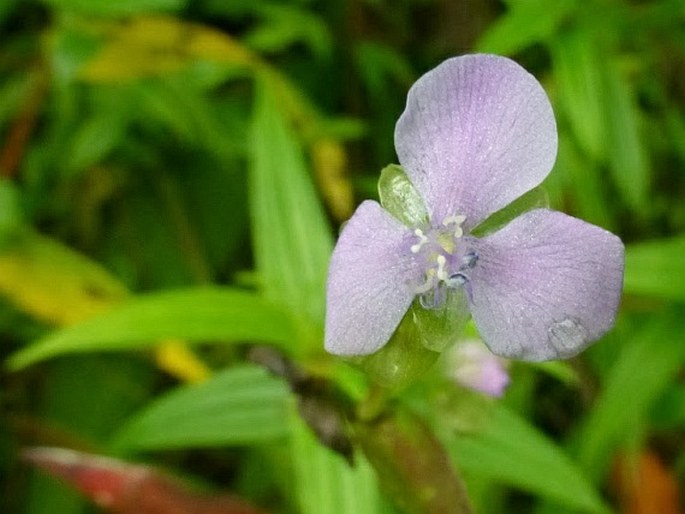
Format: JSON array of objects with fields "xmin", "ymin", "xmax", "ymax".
[
  {"xmin": 410, "ymin": 228, "xmax": 428, "ymax": 253},
  {"xmin": 436, "ymin": 255, "xmax": 448, "ymax": 281},
  {"xmin": 445, "ymin": 272, "xmax": 468, "ymax": 288},
  {"xmin": 462, "ymin": 251, "xmax": 479, "ymax": 269},
  {"xmin": 442, "ymin": 215, "xmax": 467, "ymax": 238}
]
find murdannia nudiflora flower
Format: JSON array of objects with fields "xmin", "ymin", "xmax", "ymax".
[{"xmin": 325, "ymin": 54, "xmax": 624, "ymax": 361}]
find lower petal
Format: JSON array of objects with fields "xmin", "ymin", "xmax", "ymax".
[
  {"xmin": 468, "ymin": 209, "xmax": 624, "ymax": 361},
  {"xmin": 325, "ymin": 201, "xmax": 420, "ymax": 355}
]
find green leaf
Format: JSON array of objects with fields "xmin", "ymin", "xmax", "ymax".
[
  {"xmin": 476, "ymin": 0, "xmax": 577, "ymax": 55},
  {"xmin": 554, "ymin": 135, "xmax": 615, "ymax": 230},
  {"xmin": 603, "ymin": 59, "xmax": 650, "ymax": 211},
  {"xmin": 549, "ymin": 28, "xmax": 606, "ymax": 162},
  {"xmin": 64, "ymin": 113, "xmax": 125, "ymax": 173},
  {"xmin": 0, "ymin": 0, "xmax": 18, "ymax": 26},
  {"xmin": 26, "ymin": 356, "xmax": 156, "ymax": 514},
  {"xmin": 136, "ymin": 76, "xmax": 243, "ymax": 158},
  {"xmin": 289, "ymin": 412, "xmax": 383, "ymax": 514},
  {"xmin": 6, "ymin": 287, "xmax": 298, "ymax": 370},
  {"xmin": 41, "ymin": 0, "xmax": 185, "ymax": 16},
  {"xmin": 245, "ymin": 4, "xmax": 333, "ymax": 59},
  {"xmin": 109, "ymin": 365, "xmax": 291, "ymax": 452},
  {"xmin": 354, "ymin": 42, "xmax": 413, "ymax": 92},
  {"xmin": 0, "ymin": 230, "xmax": 128, "ymax": 326},
  {"xmin": 0, "ymin": 180, "xmax": 23, "ymax": 245},
  {"xmin": 549, "ymin": 25, "xmax": 649, "ymax": 212},
  {"xmin": 450, "ymin": 405, "xmax": 609, "ymax": 514},
  {"xmin": 624, "ymin": 236, "xmax": 685, "ymax": 301},
  {"xmin": 0, "ymin": 74, "xmax": 32, "ymax": 132},
  {"xmin": 574, "ymin": 313, "xmax": 685, "ymax": 481},
  {"xmin": 249, "ymin": 76, "xmax": 332, "ymax": 329}
]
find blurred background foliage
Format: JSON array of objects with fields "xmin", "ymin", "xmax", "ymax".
[{"xmin": 1, "ymin": 0, "xmax": 684, "ymax": 513}]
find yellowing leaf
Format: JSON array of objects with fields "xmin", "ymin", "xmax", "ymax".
[
  {"xmin": 80, "ymin": 16, "xmax": 255, "ymax": 82},
  {"xmin": 0, "ymin": 230, "xmax": 127, "ymax": 325},
  {"xmin": 0, "ymin": 230, "xmax": 211, "ymax": 381},
  {"xmin": 154, "ymin": 339, "xmax": 211, "ymax": 383},
  {"xmin": 310, "ymin": 138, "xmax": 354, "ymax": 222}
]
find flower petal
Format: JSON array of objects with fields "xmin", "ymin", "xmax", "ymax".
[
  {"xmin": 325, "ymin": 200, "xmax": 420, "ymax": 355},
  {"xmin": 468, "ymin": 209, "xmax": 624, "ymax": 361},
  {"xmin": 394, "ymin": 54, "xmax": 557, "ymax": 227},
  {"xmin": 448, "ymin": 340, "xmax": 510, "ymax": 397}
]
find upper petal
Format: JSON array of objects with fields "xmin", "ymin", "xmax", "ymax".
[
  {"xmin": 324, "ymin": 200, "xmax": 421, "ymax": 355},
  {"xmin": 468, "ymin": 209, "xmax": 624, "ymax": 361},
  {"xmin": 394, "ymin": 54, "xmax": 557, "ymax": 228}
]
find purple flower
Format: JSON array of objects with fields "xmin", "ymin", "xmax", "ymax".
[
  {"xmin": 447, "ymin": 340, "xmax": 510, "ymax": 397},
  {"xmin": 324, "ymin": 54, "xmax": 624, "ymax": 361}
]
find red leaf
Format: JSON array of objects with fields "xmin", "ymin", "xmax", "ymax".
[{"xmin": 23, "ymin": 447, "xmax": 266, "ymax": 514}]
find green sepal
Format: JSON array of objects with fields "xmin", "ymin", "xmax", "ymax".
[
  {"xmin": 411, "ymin": 289, "xmax": 471, "ymax": 352},
  {"xmin": 354, "ymin": 309, "xmax": 440, "ymax": 392},
  {"xmin": 471, "ymin": 185, "xmax": 549, "ymax": 237},
  {"xmin": 354, "ymin": 294, "xmax": 471, "ymax": 392},
  {"xmin": 378, "ymin": 164, "xmax": 428, "ymax": 227}
]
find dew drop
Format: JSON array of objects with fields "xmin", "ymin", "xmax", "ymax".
[{"xmin": 547, "ymin": 317, "xmax": 588, "ymax": 356}]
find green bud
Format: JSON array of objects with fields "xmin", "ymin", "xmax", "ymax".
[
  {"xmin": 354, "ymin": 309, "xmax": 439, "ymax": 392},
  {"xmin": 378, "ymin": 164, "xmax": 428, "ymax": 228},
  {"xmin": 411, "ymin": 289, "xmax": 470, "ymax": 352}
]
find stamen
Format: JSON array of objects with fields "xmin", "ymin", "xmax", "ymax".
[
  {"xmin": 410, "ymin": 228, "xmax": 428, "ymax": 253},
  {"xmin": 414, "ymin": 269, "xmax": 436, "ymax": 294},
  {"xmin": 436, "ymin": 255, "xmax": 448, "ymax": 281},
  {"xmin": 419, "ymin": 285, "xmax": 446, "ymax": 309},
  {"xmin": 445, "ymin": 272, "xmax": 468, "ymax": 288},
  {"xmin": 419, "ymin": 292, "xmax": 436, "ymax": 309},
  {"xmin": 462, "ymin": 250, "xmax": 479, "ymax": 269},
  {"xmin": 442, "ymin": 215, "xmax": 467, "ymax": 238}
]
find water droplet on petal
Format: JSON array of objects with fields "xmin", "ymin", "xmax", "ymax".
[{"xmin": 547, "ymin": 318, "xmax": 588, "ymax": 356}]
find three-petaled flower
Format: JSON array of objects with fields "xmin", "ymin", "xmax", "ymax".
[{"xmin": 324, "ymin": 54, "xmax": 624, "ymax": 361}]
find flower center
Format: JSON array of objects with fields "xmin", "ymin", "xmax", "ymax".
[{"xmin": 409, "ymin": 214, "xmax": 478, "ymax": 308}]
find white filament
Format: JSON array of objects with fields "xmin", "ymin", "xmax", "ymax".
[{"xmin": 410, "ymin": 228, "xmax": 428, "ymax": 253}]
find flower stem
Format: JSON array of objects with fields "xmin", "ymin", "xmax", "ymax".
[{"xmin": 355, "ymin": 406, "xmax": 473, "ymax": 514}]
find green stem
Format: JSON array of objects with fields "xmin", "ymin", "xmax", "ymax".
[{"xmin": 355, "ymin": 406, "xmax": 473, "ymax": 514}]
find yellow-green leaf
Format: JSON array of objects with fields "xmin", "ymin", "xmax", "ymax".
[{"xmin": 6, "ymin": 287, "xmax": 298, "ymax": 370}]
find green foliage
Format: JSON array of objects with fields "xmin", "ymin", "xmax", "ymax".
[
  {"xmin": 0, "ymin": 181, "xmax": 22, "ymax": 244},
  {"xmin": 624, "ymin": 237, "xmax": 685, "ymax": 301},
  {"xmin": 451, "ymin": 405, "xmax": 609, "ymax": 514},
  {"xmin": 249, "ymin": 76, "xmax": 332, "ymax": 334},
  {"xmin": 40, "ymin": 0, "xmax": 185, "ymax": 17},
  {"xmin": 110, "ymin": 365, "xmax": 291, "ymax": 452},
  {"xmin": 574, "ymin": 313, "xmax": 685, "ymax": 482},
  {"xmin": 7, "ymin": 287, "xmax": 298, "ymax": 370},
  {"xmin": 476, "ymin": 0, "xmax": 577, "ymax": 55},
  {"xmin": 1, "ymin": 0, "xmax": 684, "ymax": 513},
  {"xmin": 289, "ymin": 414, "xmax": 385, "ymax": 514}
]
